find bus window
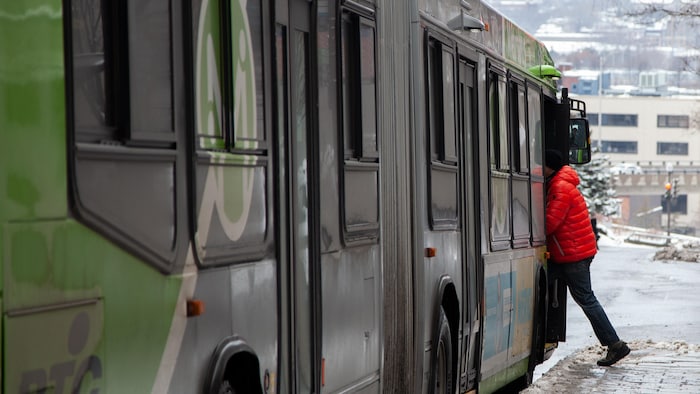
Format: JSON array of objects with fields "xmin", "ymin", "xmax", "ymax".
[
  {"xmin": 192, "ymin": 0, "xmax": 271, "ymax": 265},
  {"xmin": 510, "ymin": 80, "xmax": 530, "ymax": 247},
  {"xmin": 70, "ymin": 1, "xmax": 117, "ymax": 142},
  {"xmin": 441, "ymin": 49, "xmax": 458, "ymax": 164},
  {"xmin": 71, "ymin": 0, "xmax": 175, "ymax": 146},
  {"xmin": 340, "ymin": 9, "xmax": 379, "ymax": 242},
  {"xmin": 488, "ymin": 69, "xmax": 511, "ymax": 247},
  {"xmin": 68, "ymin": 0, "xmax": 184, "ymax": 271},
  {"xmin": 527, "ymin": 84, "xmax": 546, "ymax": 245},
  {"xmin": 195, "ymin": 0, "xmax": 267, "ymax": 152},
  {"xmin": 489, "ymin": 72, "xmax": 509, "ymax": 171},
  {"xmin": 514, "ymin": 84, "xmax": 529, "ymax": 174},
  {"xmin": 427, "ymin": 37, "xmax": 459, "ymax": 230}
]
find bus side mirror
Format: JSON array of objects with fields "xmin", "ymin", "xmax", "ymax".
[{"xmin": 569, "ymin": 118, "xmax": 591, "ymax": 164}]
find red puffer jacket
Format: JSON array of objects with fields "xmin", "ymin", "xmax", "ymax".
[{"xmin": 546, "ymin": 165, "xmax": 597, "ymax": 263}]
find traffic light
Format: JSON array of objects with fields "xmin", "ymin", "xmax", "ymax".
[
  {"xmin": 672, "ymin": 178, "xmax": 679, "ymax": 198},
  {"xmin": 664, "ymin": 182, "xmax": 672, "ymax": 199}
]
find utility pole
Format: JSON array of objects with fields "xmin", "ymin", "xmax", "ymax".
[{"xmin": 597, "ymin": 55, "xmax": 603, "ymax": 151}]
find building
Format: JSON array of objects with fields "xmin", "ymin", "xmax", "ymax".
[
  {"xmin": 562, "ymin": 69, "xmax": 612, "ymax": 96},
  {"xmin": 579, "ymin": 95, "xmax": 700, "ymax": 234}
]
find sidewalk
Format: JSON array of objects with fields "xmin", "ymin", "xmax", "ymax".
[{"xmin": 522, "ymin": 340, "xmax": 700, "ymax": 393}]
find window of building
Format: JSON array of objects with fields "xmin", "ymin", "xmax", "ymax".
[
  {"xmin": 661, "ymin": 195, "xmax": 687, "ymax": 214},
  {"xmin": 658, "ymin": 115, "xmax": 689, "ymax": 128},
  {"xmin": 588, "ymin": 113, "xmax": 638, "ymax": 127},
  {"xmin": 601, "ymin": 140, "xmax": 637, "ymax": 154},
  {"xmin": 657, "ymin": 142, "xmax": 688, "ymax": 155}
]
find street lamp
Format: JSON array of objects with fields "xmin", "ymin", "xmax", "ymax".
[{"xmin": 665, "ymin": 162, "xmax": 674, "ymax": 238}]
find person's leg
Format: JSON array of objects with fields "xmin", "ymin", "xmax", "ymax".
[
  {"xmin": 551, "ymin": 258, "xmax": 629, "ymax": 366},
  {"xmin": 558, "ymin": 258, "xmax": 620, "ymax": 346}
]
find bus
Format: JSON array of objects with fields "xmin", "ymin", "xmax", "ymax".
[{"xmin": 0, "ymin": 0, "xmax": 591, "ymax": 393}]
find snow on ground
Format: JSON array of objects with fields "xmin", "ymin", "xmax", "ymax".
[
  {"xmin": 529, "ymin": 230, "xmax": 700, "ymax": 387},
  {"xmin": 523, "ymin": 340, "xmax": 700, "ymax": 393}
]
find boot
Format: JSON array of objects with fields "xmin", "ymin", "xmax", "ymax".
[{"xmin": 597, "ymin": 341, "xmax": 630, "ymax": 366}]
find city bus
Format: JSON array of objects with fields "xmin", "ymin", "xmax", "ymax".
[{"xmin": 0, "ymin": 0, "xmax": 591, "ymax": 393}]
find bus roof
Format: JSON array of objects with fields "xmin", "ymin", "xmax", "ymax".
[{"xmin": 421, "ymin": 0, "xmax": 557, "ymax": 82}]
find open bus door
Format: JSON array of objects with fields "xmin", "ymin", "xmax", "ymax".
[{"xmin": 543, "ymin": 88, "xmax": 592, "ymax": 344}]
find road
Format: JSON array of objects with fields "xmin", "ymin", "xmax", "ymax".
[{"xmin": 525, "ymin": 235, "xmax": 700, "ymax": 391}]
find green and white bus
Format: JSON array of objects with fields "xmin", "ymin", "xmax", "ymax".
[{"xmin": 0, "ymin": 0, "xmax": 591, "ymax": 393}]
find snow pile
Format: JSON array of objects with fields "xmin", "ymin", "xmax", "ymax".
[
  {"xmin": 644, "ymin": 339, "xmax": 700, "ymax": 353},
  {"xmin": 523, "ymin": 340, "xmax": 700, "ymax": 393},
  {"xmin": 654, "ymin": 240, "xmax": 700, "ymax": 263}
]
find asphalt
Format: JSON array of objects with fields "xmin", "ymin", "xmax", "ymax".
[{"xmin": 522, "ymin": 341, "xmax": 700, "ymax": 393}]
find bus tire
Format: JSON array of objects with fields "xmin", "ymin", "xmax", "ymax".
[
  {"xmin": 218, "ymin": 380, "xmax": 235, "ymax": 394},
  {"xmin": 430, "ymin": 307, "xmax": 453, "ymax": 394},
  {"xmin": 514, "ymin": 290, "xmax": 545, "ymax": 391}
]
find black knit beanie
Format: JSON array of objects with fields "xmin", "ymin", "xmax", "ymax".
[{"xmin": 545, "ymin": 149, "xmax": 564, "ymax": 171}]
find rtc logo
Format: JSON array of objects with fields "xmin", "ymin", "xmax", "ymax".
[{"xmin": 19, "ymin": 312, "xmax": 102, "ymax": 394}]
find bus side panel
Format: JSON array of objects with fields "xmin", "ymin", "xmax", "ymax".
[
  {"xmin": 4, "ymin": 221, "xmax": 181, "ymax": 393},
  {"xmin": 6, "ymin": 299, "xmax": 104, "ymax": 393},
  {"xmin": 510, "ymin": 252, "xmax": 535, "ymax": 363},
  {"xmin": 378, "ymin": 1, "xmax": 416, "ymax": 393},
  {"xmin": 229, "ymin": 261, "xmax": 278, "ymax": 385},
  {"xmin": 0, "ymin": 293, "xmax": 2, "ymax": 391},
  {"xmin": 0, "ymin": 0, "xmax": 68, "ymax": 225},
  {"xmin": 321, "ymin": 248, "xmax": 381, "ymax": 392},
  {"xmin": 169, "ymin": 261, "xmax": 278, "ymax": 392},
  {"xmin": 481, "ymin": 253, "xmax": 512, "ymax": 383},
  {"xmin": 479, "ymin": 223, "xmax": 544, "ymax": 393},
  {"xmin": 420, "ymin": 232, "xmax": 463, "ymax": 393}
]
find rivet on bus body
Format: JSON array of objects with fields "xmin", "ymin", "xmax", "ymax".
[
  {"xmin": 186, "ymin": 299, "xmax": 205, "ymax": 317},
  {"xmin": 425, "ymin": 247, "xmax": 437, "ymax": 258}
]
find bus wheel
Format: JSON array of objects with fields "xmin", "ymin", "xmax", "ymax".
[
  {"xmin": 431, "ymin": 307, "xmax": 453, "ymax": 394},
  {"xmin": 218, "ymin": 379, "xmax": 235, "ymax": 394}
]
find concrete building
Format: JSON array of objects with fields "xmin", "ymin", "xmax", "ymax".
[{"xmin": 578, "ymin": 95, "xmax": 700, "ymax": 234}]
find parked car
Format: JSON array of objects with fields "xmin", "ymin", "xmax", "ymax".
[{"xmin": 610, "ymin": 163, "xmax": 643, "ymax": 175}]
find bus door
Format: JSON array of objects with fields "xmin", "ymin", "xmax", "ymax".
[
  {"xmin": 275, "ymin": 0, "xmax": 320, "ymax": 392},
  {"xmin": 457, "ymin": 56, "xmax": 481, "ymax": 391},
  {"xmin": 543, "ymin": 96, "xmax": 568, "ymax": 342}
]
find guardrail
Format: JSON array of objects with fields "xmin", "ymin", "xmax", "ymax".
[{"xmin": 625, "ymin": 232, "xmax": 670, "ymax": 246}]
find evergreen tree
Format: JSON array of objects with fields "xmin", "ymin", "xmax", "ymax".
[{"xmin": 573, "ymin": 151, "xmax": 619, "ymax": 217}]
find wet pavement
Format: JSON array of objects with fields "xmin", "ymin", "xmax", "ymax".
[{"xmin": 522, "ymin": 340, "xmax": 700, "ymax": 393}]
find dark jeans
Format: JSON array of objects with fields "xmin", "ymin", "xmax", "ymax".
[{"xmin": 549, "ymin": 257, "xmax": 620, "ymax": 346}]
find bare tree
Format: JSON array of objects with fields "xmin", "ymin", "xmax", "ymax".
[
  {"xmin": 692, "ymin": 107, "xmax": 700, "ymax": 134},
  {"xmin": 626, "ymin": 1, "xmax": 700, "ymax": 76},
  {"xmin": 627, "ymin": 2, "xmax": 700, "ymax": 20}
]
